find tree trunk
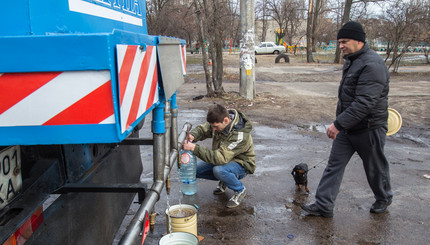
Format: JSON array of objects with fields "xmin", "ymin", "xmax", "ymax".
[
  {"xmin": 261, "ymin": 19, "xmax": 267, "ymax": 42},
  {"xmin": 209, "ymin": 42, "xmax": 217, "ymax": 94},
  {"xmin": 260, "ymin": 0, "xmax": 268, "ymax": 42},
  {"xmin": 334, "ymin": 0, "xmax": 353, "ymax": 64},
  {"xmin": 306, "ymin": 0, "xmax": 314, "ymax": 63},
  {"xmin": 393, "ymin": 54, "xmax": 402, "ymax": 73},
  {"xmin": 193, "ymin": 0, "xmax": 214, "ymax": 96},
  {"xmin": 214, "ymin": 29, "xmax": 224, "ymax": 93},
  {"xmin": 209, "ymin": 0, "xmax": 224, "ymax": 95},
  {"xmin": 311, "ymin": 0, "xmax": 321, "ymax": 53},
  {"xmin": 424, "ymin": 50, "xmax": 430, "ymax": 63}
]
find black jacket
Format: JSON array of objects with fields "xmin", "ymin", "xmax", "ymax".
[{"xmin": 334, "ymin": 43, "xmax": 390, "ymax": 133}]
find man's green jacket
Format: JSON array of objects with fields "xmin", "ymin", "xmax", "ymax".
[{"xmin": 190, "ymin": 109, "xmax": 256, "ymax": 174}]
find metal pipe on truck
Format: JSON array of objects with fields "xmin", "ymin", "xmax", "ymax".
[{"xmin": 119, "ymin": 121, "xmax": 191, "ymax": 244}]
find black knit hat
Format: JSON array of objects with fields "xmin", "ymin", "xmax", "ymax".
[{"xmin": 337, "ymin": 21, "xmax": 366, "ymax": 42}]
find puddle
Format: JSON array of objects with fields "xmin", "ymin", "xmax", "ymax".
[
  {"xmin": 254, "ymin": 204, "xmax": 287, "ymax": 216},
  {"xmin": 218, "ymin": 206, "xmax": 255, "ymax": 217}
]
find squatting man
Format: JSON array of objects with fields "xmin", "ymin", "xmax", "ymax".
[{"xmin": 183, "ymin": 104, "xmax": 255, "ymax": 208}]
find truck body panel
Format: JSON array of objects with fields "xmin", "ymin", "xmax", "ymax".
[{"xmin": 0, "ymin": 1, "xmax": 186, "ymax": 244}]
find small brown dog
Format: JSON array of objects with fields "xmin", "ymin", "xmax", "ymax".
[{"xmin": 291, "ymin": 163, "xmax": 309, "ymax": 192}]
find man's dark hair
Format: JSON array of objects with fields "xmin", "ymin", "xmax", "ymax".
[{"xmin": 207, "ymin": 104, "xmax": 229, "ymax": 123}]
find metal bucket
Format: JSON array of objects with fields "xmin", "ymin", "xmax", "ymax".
[
  {"xmin": 165, "ymin": 204, "xmax": 197, "ymax": 236},
  {"xmin": 159, "ymin": 232, "xmax": 198, "ymax": 245}
]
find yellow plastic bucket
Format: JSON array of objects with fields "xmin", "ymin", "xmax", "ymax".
[
  {"xmin": 159, "ymin": 232, "xmax": 198, "ymax": 245},
  {"xmin": 165, "ymin": 204, "xmax": 197, "ymax": 236}
]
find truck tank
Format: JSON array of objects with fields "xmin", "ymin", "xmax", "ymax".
[{"xmin": 0, "ymin": 1, "xmax": 187, "ymax": 244}]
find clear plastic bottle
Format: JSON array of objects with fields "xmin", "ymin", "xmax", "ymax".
[{"xmin": 180, "ymin": 150, "xmax": 197, "ymax": 195}]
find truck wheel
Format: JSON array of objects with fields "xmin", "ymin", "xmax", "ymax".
[
  {"xmin": 273, "ymin": 50, "xmax": 280, "ymax": 54},
  {"xmin": 275, "ymin": 54, "xmax": 289, "ymax": 63}
]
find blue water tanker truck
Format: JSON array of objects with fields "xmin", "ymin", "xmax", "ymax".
[{"xmin": 0, "ymin": 1, "xmax": 189, "ymax": 244}]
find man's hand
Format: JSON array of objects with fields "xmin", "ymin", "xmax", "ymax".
[
  {"xmin": 183, "ymin": 140, "xmax": 196, "ymax": 151},
  {"xmin": 327, "ymin": 123, "xmax": 339, "ymax": 140},
  {"xmin": 187, "ymin": 134, "xmax": 195, "ymax": 142}
]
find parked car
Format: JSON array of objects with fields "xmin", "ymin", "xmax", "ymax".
[{"xmin": 255, "ymin": 42, "xmax": 286, "ymax": 54}]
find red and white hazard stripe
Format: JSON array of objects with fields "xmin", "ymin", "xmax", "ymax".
[
  {"xmin": 180, "ymin": 44, "xmax": 187, "ymax": 76},
  {"xmin": 5, "ymin": 206, "xmax": 44, "ymax": 245},
  {"xmin": 0, "ymin": 71, "xmax": 115, "ymax": 126},
  {"xmin": 116, "ymin": 45, "xmax": 159, "ymax": 133}
]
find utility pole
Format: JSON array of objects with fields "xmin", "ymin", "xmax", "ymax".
[{"xmin": 239, "ymin": 0, "xmax": 255, "ymax": 100}]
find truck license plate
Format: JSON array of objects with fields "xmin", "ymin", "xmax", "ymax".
[{"xmin": 0, "ymin": 146, "xmax": 22, "ymax": 210}]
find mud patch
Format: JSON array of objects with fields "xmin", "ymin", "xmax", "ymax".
[{"xmin": 217, "ymin": 206, "xmax": 255, "ymax": 217}]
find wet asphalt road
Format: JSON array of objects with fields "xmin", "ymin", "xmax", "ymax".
[{"xmin": 116, "ymin": 109, "xmax": 430, "ymax": 245}]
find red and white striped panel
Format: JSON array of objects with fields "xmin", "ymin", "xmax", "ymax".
[
  {"xmin": 116, "ymin": 45, "xmax": 159, "ymax": 133},
  {"xmin": 180, "ymin": 44, "xmax": 187, "ymax": 76},
  {"xmin": 0, "ymin": 71, "xmax": 115, "ymax": 126}
]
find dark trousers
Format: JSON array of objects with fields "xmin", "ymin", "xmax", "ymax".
[{"xmin": 315, "ymin": 127, "xmax": 393, "ymax": 212}]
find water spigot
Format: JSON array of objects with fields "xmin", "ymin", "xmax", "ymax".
[
  {"xmin": 150, "ymin": 212, "xmax": 157, "ymax": 233},
  {"xmin": 166, "ymin": 177, "xmax": 171, "ymax": 195}
]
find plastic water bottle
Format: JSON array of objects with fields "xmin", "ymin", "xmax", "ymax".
[{"xmin": 180, "ymin": 150, "xmax": 197, "ymax": 195}]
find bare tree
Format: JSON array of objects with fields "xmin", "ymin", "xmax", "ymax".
[
  {"xmin": 148, "ymin": 0, "xmax": 241, "ymax": 96},
  {"xmin": 192, "ymin": 0, "xmax": 232, "ymax": 96},
  {"xmin": 381, "ymin": 0, "xmax": 427, "ymax": 72},
  {"xmin": 146, "ymin": 0, "xmax": 197, "ymax": 45},
  {"xmin": 266, "ymin": 0, "xmax": 289, "ymax": 45},
  {"xmin": 226, "ymin": 1, "xmax": 241, "ymax": 49},
  {"xmin": 313, "ymin": 17, "xmax": 338, "ymax": 46},
  {"xmin": 262, "ymin": 0, "xmax": 306, "ymax": 47},
  {"xmin": 284, "ymin": 0, "xmax": 306, "ymax": 47},
  {"xmin": 256, "ymin": 0, "xmax": 270, "ymax": 42},
  {"xmin": 193, "ymin": 0, "xmax": 213, "ymax": 95},
  {"xmin": 333, "ymin": 0, "xmax": 387, "ymax": 63},
  {"xmin": 146, "ymin": 0, "xmax": 173, "ymax": 35}
]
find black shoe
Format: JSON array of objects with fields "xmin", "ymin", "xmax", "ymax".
[
  {"xmin": 301, "ymin": 203, "xmax": 333, "ymax": 218},
  {"xmin": 370, "ymin": 199, "xmax": 391, "ymax": 213}
]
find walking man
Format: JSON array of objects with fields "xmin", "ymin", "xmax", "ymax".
[
  {"xmin": 301, "ymin": 21, "xmax": 393, "ymax": 217},
  {"xmin": 183, "ymin": 104, "xmax": 255, "ymax": 208}
]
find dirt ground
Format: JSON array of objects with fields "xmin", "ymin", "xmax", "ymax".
[{"xmin": 134, "ymin": 53, "xmax": 430, "ymax": 245}]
